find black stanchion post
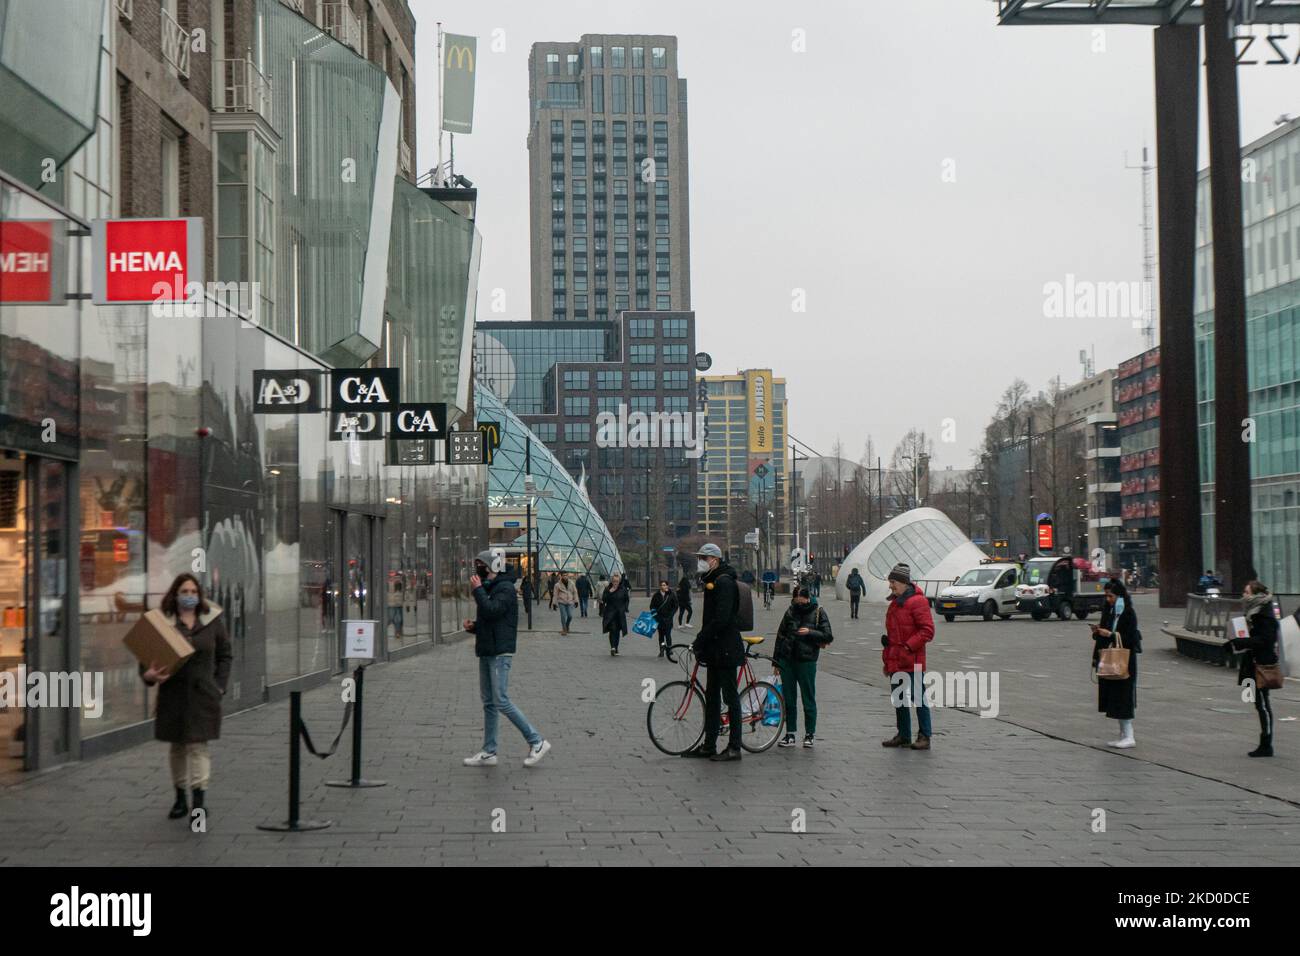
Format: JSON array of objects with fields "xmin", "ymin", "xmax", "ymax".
[
  {"xmin": 326, "ymin": 666, "xmax": 386, "ymax": 788},
  {"xmin": 258, "ymin": 691, "xmax": 332, "ymax": 832}
]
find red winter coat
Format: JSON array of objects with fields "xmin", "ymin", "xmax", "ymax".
[{"xmin": 882, "ymin": 587, "xmax": 935, "ymax": 676}]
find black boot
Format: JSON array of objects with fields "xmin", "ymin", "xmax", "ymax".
[
  {"xmin": 191, "ymin": 787, "xmax": 206, "ymax": 813},
  {"xmin": 168, "ymin": 787, "xmax": 188, "ymax": 819},
  {"xmin": 1249, "ymin": 735, "xmax": 1274, "ymax": 758}
]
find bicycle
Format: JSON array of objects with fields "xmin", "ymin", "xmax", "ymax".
[{"xmin": 647, "ymin": 636, "xmax": 785, "ymax": 755}]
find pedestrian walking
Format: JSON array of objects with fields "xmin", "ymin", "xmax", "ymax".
[
  {"xmin": 682, "ymin": 544, "xmax": 745, "ymax": 762},
  {"xmin": 545, "ymin": 572, "xmax": 557, "ymax": 610},
  {"xmin": 811, "ymin": 570, "xmax": 822, "ymax": 598},
  {"xmin": 1224, "ymin": 580, "xmax": 1281, "ymax": 758},
  {"xmin": 462, "ymin": 550, "xmax": 551, "ymax": 768},
  {"xmin": 139, "ymin": 573, "xmax": 233, "ymax": 822},
  {"xmin": 846, "ymin": 567, "xmax": 866, "ymax": 620},
  {"xmin": 520, "ymin": 573, "xmax": 533, "ymax": 618},
  {"xmin": 651, "ymin": 579, "xmax": 678, "ymax": 659},
  {"xmin": 774, "ymin": 585, "xmax": 832, "ymax": 748},
  {"xmin": 553, "ymin": 572, "xmax": 577, "ymax": 635},
  {"xmin": 880, "ymin": 562, "xmax": 935, "ymax": 751},
  {"xmin": 676, "ymin": 575, "xmax": 694, "ymax": 627},
  {"xmin": 576, "ymin": 573, "xmax": 592, "ymax": 617},
  {"xmin": 600, "ymin": 571, "xmax": 630, "ymax": 656},
  {"xmin": 1090, "ymin": 578, "xmax": 1142, "ymax": 749}
]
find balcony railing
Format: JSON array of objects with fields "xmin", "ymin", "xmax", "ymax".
[
  {"xmin": 319, "ymin": 2, "xmax": 363, "ymax": 56},
  {"xmin": 117, "ymin": 0, "xmax": 133, "ymax": 20},
  {"xmin": 214, "ymin": 58, "xmax": 273, "ymax": 124},
  {"xmin": 160, "ymin": 6, "xmax": 191, "ymax": 78},
  {"xmin": 399, "ymin": 138, "xmax": 412, "ymax": 176}
]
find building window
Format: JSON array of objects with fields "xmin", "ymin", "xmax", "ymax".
[
  {"xmin": 663, "ymin": 395, "xmax": 689, "ymax": 413},
  {"xmin": 573, "ymin": 216, "xmax": 587, "ymax": 234},
  {"xmin": 161, "ymin": 124, "xmax": 181, "ymax": 218},
  {"xmin": 552, "ymin": 159, "xmax": 565, "ymax": 174},
  {"xmin": 652, "ymin": 46, "xmax": 666, "ymax": 68},
  {"xmin": 612, "ymin": 46, "xmax": 625, "ymax": 68},
  {"xmin": 546, "ymin": 82, "xmax": 580, "ymax": 105},
  {"xmin": 611, "ymin": 75, "xmax": 627, "ymax": 114},
  {"xmin": 551, "ymin": 119, "xmax": 564, "ymax": 135},
  {"xmin": 630, "ymin": 317, "xmax": 654, "ymax": 338},
  {"xmin": 591, "ymin": 76, "xmax": 604, "ymax": 113},
  {"xmin": 599, "ymin": 450, "xmax": 624, "ymax": 472},
  {"xmin": 566, "ymin": 448, "xmax": 590, "ymax": 472},
  {"xmin": 656, "ymin": 276, "xmax": 670, "ymax": 292},
  {"xmin": 564, "ymin": 370, "xmax": 590, "ymax": 390},
  {"xmin": 564, "ymin": 396, "xmax": 590, "ymax": 416},
  {"xmin": 546, "ymin": 53, "xmax": 559, "ymax": 75},
  {"xmin": 632, "ymin": 46, "xmax": 644, "ymax": 68},
  {"xmin": 633, "ymin": 75, "xmax": 645, "ymax": 114},
  {"xmin": 572, "ymin": 178, "xmax": 586, "ymax": 195},
  {"xmin": 653, "ymin": 75, "xmax": 668, "ymax": 113},
  {"xmin": 663, "ymin": 344, "xmax": 687, "ymax": 364},
  {"xmin": 534, "ymin": 422, "xmax": 558, "ymax": 443},
  {"xmin": 595, "ymin": 372, "xmax": 622, "ymax": 393},
  {"xmin": 590, "ymin": 45, "xmax": 603, "ymax": 68},
  {"xmin": 631, "ymin": 371, "xmax": 655, "ymax": 390},
  {"xmin": 616, "ymin": 294, "xmax": 630, "ymax": 311},
  {"xmin": 662, "ymin": 317, "xmax": 686, "ymax": 337},
  {"xmin": 656, "ymin": 295, "xmax": 672, "ymax": 310},
  {"xmin": 567, "ymin": 53, "xmax": 579, "ymax": 75},
  {"xmin": 565, "ymin": 422, "xmax": 591, "ymax": 442},
  {"xmin": 631, "ymin": 344, "xmax": 656, "ymax": 364},
  {"xmin": 636, "ymin": 293, "xmax": 650, "ymax": 310}
]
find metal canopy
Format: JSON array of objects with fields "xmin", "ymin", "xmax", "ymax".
[{"xmin": 996, "ymin": 0, "xmax": 1300, "ymax": 26}]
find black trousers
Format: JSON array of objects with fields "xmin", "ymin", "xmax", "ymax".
[
  {"xmin": 678, "ymin": 604, "xmax": 692, "ymax": 625},
  {"xmin": 703, "ymin": 663, "xmax": 741, "ymax": 752},
  {"xmin": 657, "ymin": 619, "xmax": 673, "ymax": 648},
  {"xmin": 850, "ymin": 593, "xmax": 860, "ymax": 618},
  {"xmin": 1256, "ymin": 687, "xmax": 1274, "ymax": 738}
]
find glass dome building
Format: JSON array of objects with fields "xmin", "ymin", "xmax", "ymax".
[
  {"xmin": 833, "ymin": 508, "xmax": 987, "ymax": 603},
  {"xmin": 475, "ymin": 382, "xmax": 624, "ymax": 578}
]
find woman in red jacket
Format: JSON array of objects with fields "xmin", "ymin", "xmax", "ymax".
[{"xmin": 881, "ymin": 563, "xmax": 935, "ymax": 751}]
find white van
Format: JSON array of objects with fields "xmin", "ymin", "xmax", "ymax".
[{"xmin": 935, "ymin": 563, "xmax": 1022, "ymax": 622}]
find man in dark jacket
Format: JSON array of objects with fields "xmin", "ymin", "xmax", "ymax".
[
  {"xmin": 576, "ymin": 574, "xmax": 592, "ymax": 617},
  {"xmin": 462, "ymin": 550, "xmax": 551, "ymax": 768},
  {"xmin": 846, "ymin": 567, "xmax": 866, "ymax": 619},
  {"xmin": 684, "ymin": 543, "xmax": 745, "ymax": 761}
]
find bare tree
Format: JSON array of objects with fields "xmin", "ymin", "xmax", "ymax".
[{"xmin": 888, "ymin": 428, "xmax": 934, "ymax": 509}]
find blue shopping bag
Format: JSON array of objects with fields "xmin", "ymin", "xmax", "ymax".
[
  {"xmin": 762, "ymin": 677, "xmax": 783, "ymax": 727},
  {"xmin": 632, "ymin": 610, "xmax": 659, "ymax": 637}
]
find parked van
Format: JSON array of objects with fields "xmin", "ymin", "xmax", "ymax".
[{"xmin": 936, "ymin": 563, "xmax": 1022, "ymax": 622}]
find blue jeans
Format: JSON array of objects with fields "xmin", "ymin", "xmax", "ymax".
[
  {"xmin": 478, "ymin": 655, "xmax": 542, "ymax": 754},
  {"xmin": 890, "ymin": 669, "xmax": 932, "ymax": 740},
  {"xmin": 559, "ymin": 603, "xmax": 573, "ymax": 629},
  {"xmin": 578, "ymin": 596, "xmax": 588, "ymax": 616}
]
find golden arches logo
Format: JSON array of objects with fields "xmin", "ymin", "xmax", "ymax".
[{"xmin": 447, "ymin": 44, "xmax": 475, "ymax": 72}]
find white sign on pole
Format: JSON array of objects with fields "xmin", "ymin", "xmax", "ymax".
[{"xmin": 344, "ymin": 620, "xmax": 377, "ymax": 659}]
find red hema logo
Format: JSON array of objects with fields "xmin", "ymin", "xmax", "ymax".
[
  {"xmin": 0, "ymin": 221, "xmax": 54, "ymax": 302},
  {"xmin": 103, "ymin": 219, "xmax": 189, "ymax": 301}
]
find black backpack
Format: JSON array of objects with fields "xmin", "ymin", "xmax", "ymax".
[{"xmin": 735, "ymin": 580, "xmax": 755, "ymax": 632}]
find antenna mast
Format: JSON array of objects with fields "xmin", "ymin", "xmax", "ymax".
[{"xmin": 1126, "ymin": 145, "xmax": 1158, "ymax": 350}]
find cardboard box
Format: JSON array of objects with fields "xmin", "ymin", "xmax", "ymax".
[{"xmin": 122, "ymin": 609, "xmax": 195, "ymax": 672}]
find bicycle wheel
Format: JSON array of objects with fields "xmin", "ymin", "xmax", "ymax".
[
  {"xmin": 735, "ymin": 680, "xmax": 784, "ymax": 753},
  {"xmin": 647, "ymin": 680, "xmax": 706, "ymax": 756}
]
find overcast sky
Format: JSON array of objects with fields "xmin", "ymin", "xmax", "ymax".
[{"xmin": 410, "ymin": 0, "xmax": 1300, "ymax": 469}]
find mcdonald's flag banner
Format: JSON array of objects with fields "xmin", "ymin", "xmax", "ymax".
[{"xmin": 442, "ymin": 33, "xmax": 477, "ymax": 134}]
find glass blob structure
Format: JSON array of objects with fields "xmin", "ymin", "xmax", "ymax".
[
  {"xmin": 475, "ymin": 381, "xmax": 624, "ymax": 578},
  {"xmin": 833, "ymin": 508, "xmax": 987, "ymax": 603}
]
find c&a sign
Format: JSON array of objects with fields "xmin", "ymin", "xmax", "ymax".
[
  {"xmin": 253, "ymin": 370, "xmax": 323, "ymax": 413},
  {"xmin": 91, "ymin": 218, "xmax": 204, "ymax": 305},
  {"xmin": 391, "ymin": 403, "xmax": 447, "ymax": 437},
  {"xmin": 331, "ymin": 368, "xmax": 399, "ymax": 412}
]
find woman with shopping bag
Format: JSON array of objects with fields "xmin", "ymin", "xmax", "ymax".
[
  {"xmin": 1223, "ymin": 580, "xmax": 1281, "ymax": 758},
  {"xmin": 1090, "ymin": 579, "xmax": 1141, "ymax": 749}
]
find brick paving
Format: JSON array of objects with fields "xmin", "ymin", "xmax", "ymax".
[{"xmin": 1, "ymin": 590, "xmax": 1297, "ymax": 865}]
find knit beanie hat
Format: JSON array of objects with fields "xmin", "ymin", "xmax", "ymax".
[{"xmin": 887, "ymin": 563, "xmax": 912, "ymax": 585}]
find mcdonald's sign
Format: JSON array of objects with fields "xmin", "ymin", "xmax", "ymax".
[{"xmin": 442, "ymin": 33, "xmax": 477, "ymax": 134}]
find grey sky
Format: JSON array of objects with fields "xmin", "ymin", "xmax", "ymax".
[{"xmin": 411, "ymin": 0, "xmax": 1300, "ymax": 468}]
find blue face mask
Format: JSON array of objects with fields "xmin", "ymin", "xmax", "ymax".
[
  {"xmin": 178, "ymin": 594, "xmax": 200, "ymax": 610},
  {"xmin": 1113, "ymin": 596, "xmax": 1125, "ymax": 620}
]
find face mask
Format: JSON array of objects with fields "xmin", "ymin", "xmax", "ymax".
[
  {"xmin": 178, "ymin": 594, "xmax": 200, "ymax": 610},
  {"xmin": 474, "ymin": 565, "xmax": 489, "ymax": 578},
  {"xmin": 697, "ymin": 560, "xmax": 710, "ymax": 574}
]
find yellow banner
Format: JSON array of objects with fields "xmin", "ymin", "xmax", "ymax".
[{"xmin": 746, "ymin": 369, "xmax": 772, "ymax": 453}]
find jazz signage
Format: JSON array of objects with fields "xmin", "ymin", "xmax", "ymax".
[
  {"xmin": 253, "ymin": 370, "xmax": 323, "ymax": 413},
  {"xmin": 0, "ymin": 220, "xmax": 65, "ymax": 304},
  {"xmin": 391, "ymin": 403, "xmax": 447, "ymax": 437},
  {"xmin": 91, "ymin": 218, "xmax": 204, "ymax": 305},
  {"xmin": 331, "ymin": 368, "xmax": 399, "ymax": 411}
]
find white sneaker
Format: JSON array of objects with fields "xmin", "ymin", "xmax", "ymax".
[
  {"xmin": 524, "ymin": 740, "xmax": 551, "ymax": 767},
  {"xmin": 462, "ymin": 750, "xmax": 498, "ymax": 766},
  {"xmin": 1107, "ymin": 737, "xmax": 1136, "ymax": 749}
]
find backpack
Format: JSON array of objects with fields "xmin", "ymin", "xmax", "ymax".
[{"xmin": 735, "ymin": 580, "xmax": 755, "ymax": 632}]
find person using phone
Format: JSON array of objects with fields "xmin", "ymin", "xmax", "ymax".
[
  {"xmin": 1091, "ymin": 579, "xmax": 1141, "ymax": 749},
  {"xmin": 1223, "ymin": 580, "xmax": 1280, "ymax": 758}
]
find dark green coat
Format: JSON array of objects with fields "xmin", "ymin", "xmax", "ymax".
[{"xmin": 775, "ymin": 601, "xmax": 833, "ymax": 663}]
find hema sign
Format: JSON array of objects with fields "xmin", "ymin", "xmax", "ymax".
[
  {"xmin": 0, "ymin": 220, "xmax": 66, "ymax": 304},
  {"xmin": 91, "ymin": 218, "xmax": 204, "ymax": 305},
  {"xmin": 253, "ymin": 370, "xmax": 323, "ymax": 413}
]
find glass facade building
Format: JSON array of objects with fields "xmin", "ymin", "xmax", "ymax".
[
  {"xmin": 1194, "ymin": 117, "xmax": 1300, "ymax": 593},
  {"xmin": 0, "ymin": 1, "xmax": 486, "ymax": 775},
  {"xmin": 476, "ymin": 382, "xmax": 623, "ymax": 578}
]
